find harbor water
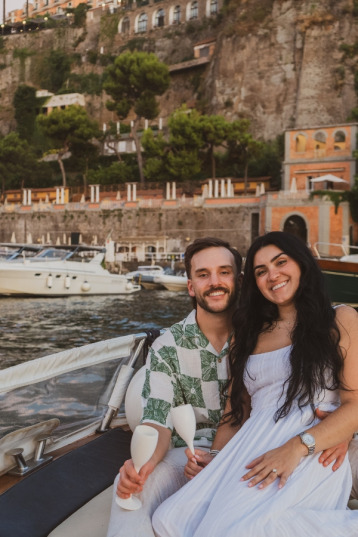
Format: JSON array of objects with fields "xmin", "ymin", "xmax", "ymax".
[{"xmin": 0, "ymin": 290, "xmax": 192, "ymax": 370}]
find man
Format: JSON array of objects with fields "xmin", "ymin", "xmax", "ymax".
[{"xmin": 106, "ymin": 237, "xmax": 243, "ymax": 537}]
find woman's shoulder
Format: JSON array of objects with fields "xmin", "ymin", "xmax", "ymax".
[{"xmin": 334, "ymin": 305, "xmax": 358, "ymax": 330}]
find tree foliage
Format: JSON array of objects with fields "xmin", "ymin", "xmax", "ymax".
[
  {"xmin": 0, "ymin": 133, "xmax": 50, "ymax": 193},
  {"xmin": 13, "ymin": 85, "xmax": 38, "ymax": 142},
  {"xmin": 103, "ymin": 51, "xmax": 170, "ymax": 184},
  {"xmin": 39, "ymin": 50, "xmax": 72, "ymax": 93},
  {"xmin": 37, "ymin": 105, "xmax": 100, "ymax": 187}
]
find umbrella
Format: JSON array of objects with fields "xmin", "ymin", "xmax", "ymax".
[{"xmin": 309, "ymin": 174, "xmax": 348, "ymax": 183}]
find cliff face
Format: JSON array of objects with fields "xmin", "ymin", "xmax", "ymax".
[
  {"xmin": 206, "ymin": 0, "xmax": 358, "ymax": 139},
  {"xmin": 1, "ymin": 0, "xmax": 358, "ymax": 140}
]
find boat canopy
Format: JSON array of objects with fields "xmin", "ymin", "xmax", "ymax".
[{"xmin": 0, "ymin": 335, "xmax": 135, "ymax": 395}]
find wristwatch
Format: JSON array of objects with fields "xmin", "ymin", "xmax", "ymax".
[{"xmin": 298, "ymin": 431, "xmax": 315, "ymax": 455}]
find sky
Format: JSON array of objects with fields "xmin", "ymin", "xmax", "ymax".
[{"xmin": 3, "ymin": 0, "xmax": 27, "ymax": 23}]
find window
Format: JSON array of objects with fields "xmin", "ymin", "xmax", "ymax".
[
  {"xmin": 191, "ymin": 1, "xmax": 198, "ymax": 19},
  {"xmin": 210, "ymin": 0, "xmax": 218, "ymax": 15},
  {"xmin": 334, "ymin": 130, "xmax": 346, "ymax": 151},
  {"xmin": 138, "ymin": 12, "xmax": 148, "ymax": 32},
  {"xmin": 313, "ymin": 131, "xmax": 326, "ymax": 154},
  {"xmin": 173, "ymin": 5, "xmax": 180, "ymax": 24},
  {"xmin": 121, "ymin": 16, "xmax": 130, "ymax": 33},
  {"xmin": 295, "ymin": 133, "xmax": 306, "ymax": 152},
  {"xmin": 155, "ymin": 8, "xmax": 164, "ymax": 27}
]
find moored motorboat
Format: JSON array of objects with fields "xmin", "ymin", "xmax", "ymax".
[
  {"xmin": 153, "ymin": 273, "xmax": 188, "ymax": 292},
  {"xmin": 125, "ymin": 265, "xmax": 166, "ymax": 289},
  {"xmin": 0, "ymin": 245, "xmax": 141, "ymax": 296},
  {"xmin": 313, "ymin": 242, "xmax": 358, "ymax": 307}
]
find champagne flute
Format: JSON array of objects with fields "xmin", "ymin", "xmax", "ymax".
[
  {"xmin": 116, "ymin": 424, "xmax": 158, "ymax": 511},
  {"xmin": 171, "ymin": 404, "xmax": 196, "ymax": 456}
]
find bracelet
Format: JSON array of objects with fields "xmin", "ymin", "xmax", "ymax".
[{"xmin": 209, "ymin": 449, "xmax": 220, "ymax": 457}]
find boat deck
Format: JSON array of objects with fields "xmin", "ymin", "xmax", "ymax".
[{"xmin": 0, "ymin": 427, "xmax": 131, "ymax": 537}]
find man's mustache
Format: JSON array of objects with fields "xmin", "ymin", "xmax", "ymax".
[{"xmin": 204, "ymin": 286, "xmax": 229, "ymax": 297}]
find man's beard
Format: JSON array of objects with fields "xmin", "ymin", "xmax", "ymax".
[{"xmin": 195, "ymin": 285, "xmax": 238, "ymax": 314}]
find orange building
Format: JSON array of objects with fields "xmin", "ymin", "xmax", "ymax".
[
  {"xmin": 283, "ymin": 123, "xmax": 358, "ymax": 192},
  {"xmin": 261, "ymin": 123, "xmax": 358, "ymax": 253}
]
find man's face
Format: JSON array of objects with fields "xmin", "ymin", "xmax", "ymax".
[{"xmin": 187, "ymin": 246, "xmax": 239, "ymax": 314}]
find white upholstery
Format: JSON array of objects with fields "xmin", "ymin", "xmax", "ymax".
[{"xmin": 124, "ymin": 366, "xmax": 145, "ymax": 431}]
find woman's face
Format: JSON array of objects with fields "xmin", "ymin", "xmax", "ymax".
[{"xmin": 253, "ymin": 244, "xmax": 302, "ymax": 307}]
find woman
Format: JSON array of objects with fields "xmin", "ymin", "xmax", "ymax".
[{"xmin": 152, "ymin": 231, "xmax": 358, "ymax": 536}]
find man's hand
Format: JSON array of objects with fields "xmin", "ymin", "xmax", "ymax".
[
  {"xmin": 315, "ymin": 408, "xmax": 350, "ymax": 471},
  {"xmin": 184, "ymin": 448, "xmax": 214, "ymax": 480},
  {"xmin": 116, "ymin": 458, "xmax": 155, "ymax": 499}
]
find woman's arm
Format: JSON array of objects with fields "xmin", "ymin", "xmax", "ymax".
[{"xmin": 241, "ymin": 306, "xmax": 358, "ymax": 490}]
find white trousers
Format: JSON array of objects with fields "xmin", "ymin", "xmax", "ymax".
[{"xmin": 106, "ymin": 447, "xmax": 189, "ymax": 537}]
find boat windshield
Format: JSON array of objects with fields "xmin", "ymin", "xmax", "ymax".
[
  {"xmin": 34, "ymin": 248, "xmax": 71, "ymax": 259},
  {"xmin": 0, "ymin": 336, "xmax": 138, "ymax": 442}
]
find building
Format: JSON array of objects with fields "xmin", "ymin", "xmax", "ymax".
[{"xmin": 262, "ymin": 122, "xmax": 358, "ymax": 254}]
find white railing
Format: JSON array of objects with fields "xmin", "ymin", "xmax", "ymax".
[{"xmin": 312, "ymin": 242, "xmax": 358, "ymax": 259}]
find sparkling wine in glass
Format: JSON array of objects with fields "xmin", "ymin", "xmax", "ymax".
[
  {"xmin": 171, "ymin": 404, "xmax": 196, "ymax": 455},
  {"xmin": 116, "ymin": 424, "xmax": 158, "ymax": 511}
]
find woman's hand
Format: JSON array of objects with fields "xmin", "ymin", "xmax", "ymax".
[
  {"xmin": 184, "ymin": 448, "xmax": 214, "ymax": 479},
  {"xmin": 240, "ymin": 437, "xmax": 306, "ymax": 490}
]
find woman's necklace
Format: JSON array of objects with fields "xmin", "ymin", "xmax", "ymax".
[{"xmin": 276, "ymin": 319, "xmax": 295, "ymax": 333}]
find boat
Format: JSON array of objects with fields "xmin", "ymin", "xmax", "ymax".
[
  {"xmin": 0, "ymin": 330, "xmax": 357, "ymax": 537},
  {"xmin": 0, "ymin": 245, "xmax": 141, "ymax": 296},
  {"xmin": 313, "ymin": 242, "xmax": 358, "ymax": 307},
  {"xmin": 0, "ymin": 243, "xmax": 42, "ymax": 260},
  {"xmin": 125, "ymin": 265, "xmax": 166, "ymax": 290},
  {"xmin": 0, "ymin": 330, "xmax": 159, "ymax": 537},
  {"xmin": 153, "ymin": 273, "xmax": 188, "ymax": 292}
]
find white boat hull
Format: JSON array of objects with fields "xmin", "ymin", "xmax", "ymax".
[
  {"xmin": 153, "ymin": 274, "xmax": 188, "ymax": 292},
  {"xmin": 0, "ymin": 263, "xmax": 140, "ymax": 296}
]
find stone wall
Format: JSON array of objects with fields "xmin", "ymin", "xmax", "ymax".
[{"xmin": 0, "ymin": 203, "xmax": 260, "ymax": 255}]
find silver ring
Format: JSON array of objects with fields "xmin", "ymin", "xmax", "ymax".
[{"xmin": 272, "ymin": 468, "xmax": 277, "ymax": 473}]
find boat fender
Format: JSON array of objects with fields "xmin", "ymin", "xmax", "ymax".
[
  {"xmin": 81, "ymin": 281, "xmax": 91, "ymax": 292},
  {"xmin": 65, "ymin": 275, "xmax": 71, "ymax": 289},
  {"xmin": 126, "ymin": 282, "xmax": 133, "ymax": 290},
  {"xmin": 47, "ymin": 274, "xmax": 53, "ymax": 288}
]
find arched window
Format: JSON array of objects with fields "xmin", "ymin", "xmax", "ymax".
[
  {"xmin": 173, "ymin": 5, "xmax": 181, "ymax": 24},
  {"xmin": 155, "ymin": 8, "xmax": 165, "ymax": 27},
  {"xmin": 137, "ymin": 12, "xmax": 148, "ymax": 33},
  {"xmin": 295, "ymin": 133, "xmax": 306, "ymax": 152},
  {"xmin": 313, "ymin": 131, "xmax": 326, "ymax": 154},
  {"xmin": 334, "ymin": 130, "xmax": 346, "ymax": 150},
  {"xmin": 210, "ymin": 0, "xmax": 218, "ymax": 15},
  {"xmin": 283, "ymin": 215, "xmax": 307, "ymax": 244},
  {"xmin": 121, "ymin": 16, "xmax": 130, "ymax": 34},
  {"xmin": 191, "ymin": 1, "xmax": 199, "ymax": 19}
]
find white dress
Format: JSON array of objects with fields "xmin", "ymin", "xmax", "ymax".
[{"xmin": 152, "ymin": 346, "xmax": 358, "ymax": 536}]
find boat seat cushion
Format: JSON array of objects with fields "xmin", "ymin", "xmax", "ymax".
[
  {"xmin": 0, "ymin": 427, "xmax": 131, "ymax": 537},
  {"xmin": 125, "ymin": 365, "xmax": 146, "ymax": 431}
]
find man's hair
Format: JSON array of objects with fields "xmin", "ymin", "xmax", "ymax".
[{"xmin": 184, "ymin": 237, "xmax": 242, "ymax": 278}]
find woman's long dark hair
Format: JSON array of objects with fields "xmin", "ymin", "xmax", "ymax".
[{"xmin": 226, "ymin": 231, "xmax": 343, "ymax": 426}]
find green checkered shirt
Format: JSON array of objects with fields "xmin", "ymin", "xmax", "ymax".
[{"xmin": 141, "ymin": 310, "xmax": 230, "ymax": 448}]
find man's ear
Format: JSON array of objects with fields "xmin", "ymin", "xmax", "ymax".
[{"xmin": 187, "ymin": 279, "xmax": 195, "ymax": 297}]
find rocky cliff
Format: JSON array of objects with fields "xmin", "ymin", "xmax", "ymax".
[{"xmin": 1, "ymin": 0, "xmax": 358, "ymax": 140}]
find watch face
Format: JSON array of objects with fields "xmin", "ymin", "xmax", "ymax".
[{"xmin": 302, "ymin": 433, "xmax": 315, "ymax": 445}]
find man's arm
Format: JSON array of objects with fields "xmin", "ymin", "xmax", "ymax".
[
  {"xmin": 315, "ymin": 408, "xmax": 351, "ymax": 471},
  {"xmin": 117, "ymin": 340, "xmax": 177, "ymax": 498}
]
